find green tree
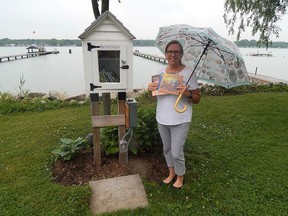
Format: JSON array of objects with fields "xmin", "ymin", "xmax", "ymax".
[
  {"xmin": 223, "ymin": 0, "xmax": 288, "ymax": 47},
  {"xmin": 50, "ymin": 38, "xmax": 58, "ymax": 46}
]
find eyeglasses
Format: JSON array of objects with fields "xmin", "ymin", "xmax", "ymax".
[{"xmin": 166, "ymin": 50, "xmax": 182, "ymax": 56}]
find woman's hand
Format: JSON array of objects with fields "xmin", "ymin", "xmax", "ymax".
[
  {"xmin": 177, "ymin": 84, "xmax": 201, "ymax": 103},
  {"xmin": 191, "ymin": 89, "xmax": 201, "ymax": 104},
  {"xmin": 147, "ymin": 82, "xmax": 158, "ymax": 98},
  {"xmin": 148, "ymin": 82, "xmax": 158, "ymax": 91},
  {"xmin": 177, "ymin": 83, "xmax": 189, "ymax": 94},
  {"xmin": 177, "ymin": 84, "xmax": 190, "ymax": 97}
]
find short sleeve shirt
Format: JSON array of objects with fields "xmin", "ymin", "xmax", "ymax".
[{"xmin": 156, "ymin": 67, "xmax": 199, "ymax": 125}]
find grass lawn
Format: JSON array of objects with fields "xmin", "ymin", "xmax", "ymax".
[{"xmin": 0, "ymin": 92, "xmax": 287, "ymax": 215}]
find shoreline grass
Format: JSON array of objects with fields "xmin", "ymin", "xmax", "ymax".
[{"xmin": 1, "ymin": 92, "xmax": 288, "ymax": 215}]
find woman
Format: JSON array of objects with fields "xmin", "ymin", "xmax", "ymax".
[{"xmin": 148, "ymin": 40, "xmax": 201, "ymax": 189}]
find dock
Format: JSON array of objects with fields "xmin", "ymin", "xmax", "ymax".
[
  {"xmin": 247, "ymin": 51, "xmax": 273, "ymax": 57},
  {"xmin": 134, "ymin": 52, "xmax": 288, "ymax": 85},
  {"xmin": 250, "ymin": 53, "xmax": 273, "ymax": 57},
  {"xmin": 133, "ymin": 51, "xmax": 167, "ymax": 64},
  {"xmin": 248, "ymin": 73, "xmax": 288, "ymax": 84},
  {"xmin": 0, "ymin": 50, "xmax": 59, "ymax": 63}
]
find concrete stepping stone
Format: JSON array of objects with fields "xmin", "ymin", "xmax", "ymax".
[{"xmin": 89, "ymin": 174, "xmax": 148, "ymax": 214}]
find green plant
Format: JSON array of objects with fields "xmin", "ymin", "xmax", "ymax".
[
  {"xmin": 52, "ymin": 137, "xmax": 90, "ymax": 161},
  {"xmin": 0, "ymin": 92, "xmax": 16, "ymax": 102},
  {"xmin": 100, "ymin": 126, "xmax": 138, "ymax": 155},
  {"xmin": 0, "ymin": 96, "xmax": 87, "ymax": 115},
  {"xmin": 133, "ymin": 105, "xmax": 162, "ymax": 153},
  {"xmin": 100, "ymin": 126, "xmax": 119, "ymax": 155},
  {"xmin": 16, "ymin": 73, "xmax": 30, "ymax": 98},
  {"xmin": 199, "ymin": 83, "xmax": 288, "ymax": 96}
]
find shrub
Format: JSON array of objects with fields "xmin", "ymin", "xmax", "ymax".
[
  {"xmin": 0, "ymin": 95, "xmax": 87, "ymax": 115},
  {"xmin": 0, "ymin": 92, "xmax": 17, "ymax": 102},
  {"xmin": 133, "ymin": 105, "xmax": 162, "ymax": 153},
  {"xmin": 199, "ymin": 83, "xmax": 288, "ymax": 96}
]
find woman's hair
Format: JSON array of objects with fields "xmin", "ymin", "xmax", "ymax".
[{"xmin": 165, "ymin": 40, "xmax": 184, "ymax": 65}]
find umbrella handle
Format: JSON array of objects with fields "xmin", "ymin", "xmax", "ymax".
[{"xmin": 174, "ymin": 93, "xmax": 187, "ymax": 113}]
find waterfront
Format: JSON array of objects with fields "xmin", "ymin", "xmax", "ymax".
[{"xmin": 0, "ymin": 46, "xmax": 287, "ymax": 96}]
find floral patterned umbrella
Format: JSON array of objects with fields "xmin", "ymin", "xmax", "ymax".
[{"xmin": 155, "ymin": 24, "xmax": 250, "ymax": 89}]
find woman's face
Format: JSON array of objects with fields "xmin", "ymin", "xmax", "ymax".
[{"xmin": 165, "ymin": 43, "xmax": 183, "ymax": 66}]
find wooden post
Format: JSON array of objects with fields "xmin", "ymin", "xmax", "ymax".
[
  {"xmin": 118, "ymin": 92, "xmax": 128, "ymax": 165},
  {"xmin": 102, "ymin": 92, "xmax": 111, "ymax": 115},
  {"xmin": 90, "ymin": 92, "xmax": 128, "ymax": 166},
  {"xmin": 90, "ymin": 93, "xmax": 101, "ymax": 165}
]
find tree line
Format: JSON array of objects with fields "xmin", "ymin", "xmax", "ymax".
[
  {"xmin": 234, "ymin": 40, "xmax": 288, "ymax": 48},
  {"xmin": 0, "ymin": 38, "xmax": 156, "ymax": 47},
  {"xmin": 1, "ymin": 38, "xmax": 288, "ymax": 48},
  {"xmin": 0, "ymin": 38, "xmax": 82, "ymax": 47}
]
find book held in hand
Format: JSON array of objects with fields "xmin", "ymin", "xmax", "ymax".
[
  {"xmin": 151, "ymin": 74, "xmax": 165, "ymax": 96},
  {"xmin": 151, "ymin": 73, "xmax": 183, "ymax": 96}
]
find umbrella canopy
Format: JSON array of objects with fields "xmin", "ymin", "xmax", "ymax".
[{"xmin": 155, "ymin": 24, "xmax": 250, "ymax": 88}]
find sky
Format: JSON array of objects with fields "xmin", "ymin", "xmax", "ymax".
[{"xmin": 1, "ymin": 0, "xmax": 288, "ymax": 42}]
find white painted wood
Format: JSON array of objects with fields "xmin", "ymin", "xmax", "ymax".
[{"xmin": 79, "ymin": 11, "xmax": 135, "ymax": 94}]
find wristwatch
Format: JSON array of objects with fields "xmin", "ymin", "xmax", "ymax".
[{"xmin": 187, "ymin": 91, "xmax": 192, "ymax": 98}]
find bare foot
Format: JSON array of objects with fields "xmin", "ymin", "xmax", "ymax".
[
  {"xmin": 162, "ymin": 167, "xmax": 176, "ymax": 184},
  {"xmin": 173, "ymin": 176, "xmax": 184, "ymax": 188},
  {"xmin": 162, "ymin": 175, "xmax": 176, "ymax": 184}
]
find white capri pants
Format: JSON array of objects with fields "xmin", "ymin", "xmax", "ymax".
[{"xmin": 157, "ymin": 122, "xmax": 190, "ymax": 176}]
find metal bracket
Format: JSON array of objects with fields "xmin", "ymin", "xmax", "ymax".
[
  {"xmin": 90, "ymin": 83, "xmax": 102, "ymax": 91},
  {"xmin": 120, "ymin": 65, "xmax": 129, "ymax": 69},
  {"xmin": 87, "ymin": 43, "xmax": 100, "ymax": 51}
]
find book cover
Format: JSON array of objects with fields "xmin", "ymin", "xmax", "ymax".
[
  {"xmin": 151, "ymin": 74, "xmax": 162, "ymax": 83},
  {"xmin": 151, "ymin": 74, "xmax": 167, "ymax": 96},
  {"xmin": 158, "ymin": 73, "xmax": 183, "ymax": 95}
]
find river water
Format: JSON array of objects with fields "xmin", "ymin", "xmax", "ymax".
[{"xmin": 0, "ymin": 46, "xmax": 287, "ymax": 96}]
